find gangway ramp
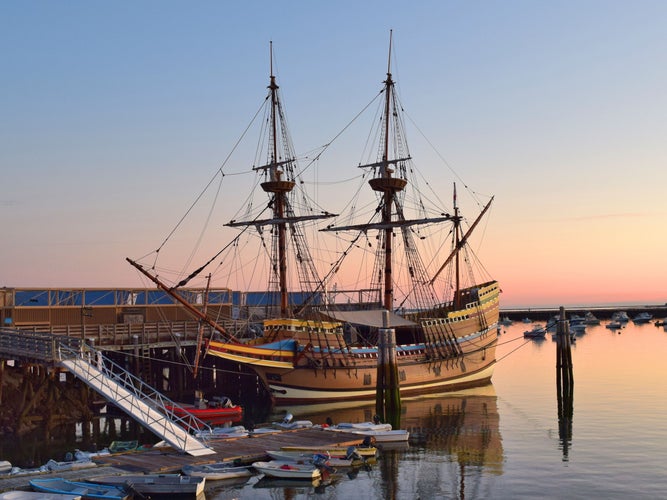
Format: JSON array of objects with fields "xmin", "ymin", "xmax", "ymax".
[
  {"xmin": 0, "ymin": 328, "xmax": 215, "ymax": 455},
  {"xmin": 57, "ymin": 343, "xmax": 215, "ymax": 456}
]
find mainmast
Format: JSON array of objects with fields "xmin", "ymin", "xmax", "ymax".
[
  {"xmin": 453, "ymin": 183, "xmax": 461, "ymax": 308},
  {"xmin": 261, "ymin": 41, "xmax": 293, "ymax": 317},
  {"xmin": 368, "ymin": 30, "xmax": 407, "ymax": 312}
]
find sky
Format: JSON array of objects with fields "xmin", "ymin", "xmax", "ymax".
[{"xmin": 1, "ymin": 1, "xmax": 666, "ymax": 308}]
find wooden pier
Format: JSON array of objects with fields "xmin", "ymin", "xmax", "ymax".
[{"xmin": 0, "ymin": 427, "xmax": 371, "ymax": 492}]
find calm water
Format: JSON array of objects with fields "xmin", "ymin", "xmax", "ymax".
[
  {"xmin": 207, "ymin": 319, "xmax": 667, "ymax": 499},
  {"xmin": 3, "ymin": 319, "xmax": 667, "ymax": 499}
]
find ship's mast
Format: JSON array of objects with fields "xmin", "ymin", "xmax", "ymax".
[
  {"xmin": 262, "ymin": 42, "xmax": 293, "ymax": 317},
  {"xmin": 369, "ymin": 30, "xmax": 406, "ymax": 312},
  {"xmin": 453, "ymin": 183, "xmax": 461, "ymax": 308}
]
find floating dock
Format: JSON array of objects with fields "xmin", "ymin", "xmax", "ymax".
[{"xmin": 0, "ymin": 427, "xmax": 370, "ymax": 492}]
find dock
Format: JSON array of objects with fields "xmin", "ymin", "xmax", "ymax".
[{"xmin": 0, "ymin": 427, "xmax": 371, "ymax": 492}]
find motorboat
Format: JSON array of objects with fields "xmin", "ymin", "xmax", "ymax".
[
  {"xmin": 523, "ymin": 326, "xmax": 547, "ymax": 339},
  {"xmin": 266, "ymin": 449, "xmax": 369, "ymax": 467},
  {"xmin": 633, "ymin": 312, "xmax": 653, "ymax": 324},
  {"xmin": 611, "ymin": 311, "xmax": 630, "ymax": 323},
  {"xmin": 583, "ymin": 312, "xmax": 601, "ymax": 325},
  {"xmin": 280, "ymin": 444, "xmax": 377, "ymax": 458}
]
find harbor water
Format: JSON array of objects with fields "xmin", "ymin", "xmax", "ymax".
[
  {"xmin": 3, "ymin": 318, "xmax": 667, "ymax": 499},
  {"xmin": 208, "ymin": 318, "xmax": 667, "ymax": 499}
]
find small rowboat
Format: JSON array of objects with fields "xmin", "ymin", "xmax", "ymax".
[
  {"xmin": 194, "ymin": 425, "xmax": 249, "ymax": 439},
  {"xmin": 0, "ymin": 492, "xmax": 82, "ymax": 500},
  {"xmin": 280, "ymin": 445, "xmax": 378, "ymax": 457},
  {"xmin": 88, "ymin": 474, "xmax": 205, "ymax": 497},
  {"xmin": 266, "ymin": 450, "xmax": 366, "ymax": 467},
  {"xmin": 252, "ymin": 460, "xmax": 321, "ymax": 480},
  {"xmin": 346, "ymin": 429, "xmax": 409, "ymax": 442},
  {"xmin": 182, "ymin": 461, "xmax": 254, "ymax": 481},
  {"xmin": 331, "ymin": 421, "xmax": 392, "ymax": 431},
  {"xmin": 29, "ymin": 478, "xmax": 128, "ymax": 500}
]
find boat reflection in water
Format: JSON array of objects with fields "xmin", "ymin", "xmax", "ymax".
[{"xmin": 276, "ymin": 384, "xmax": 502, "ymax": 498}]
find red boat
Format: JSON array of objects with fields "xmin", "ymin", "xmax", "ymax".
[{"xmin": 166, "ymin": 396, "xmax": 243, "ymax": 425}]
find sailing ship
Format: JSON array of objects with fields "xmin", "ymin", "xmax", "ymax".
[{"xmin": 128, "ymin": 36, "xmax": 499, "ymax": 405}]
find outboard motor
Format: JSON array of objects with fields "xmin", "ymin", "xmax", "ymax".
[
  {"xmin": 282, "ymin": 412, "xmax": 294, "ymax": 424},
  {"xmin": 345, "ymin": 446, "xmax": 361, "ymax": 461},
  {"xmin": 219, "ymin": 396, "xmax": 233, "ymax": 408}
]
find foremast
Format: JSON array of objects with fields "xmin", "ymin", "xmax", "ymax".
[{"xmin": 322, "ymin": 31, "xmax": 494, "ymax": 316}]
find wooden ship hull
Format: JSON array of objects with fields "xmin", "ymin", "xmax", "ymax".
[{"xmin": 207, "ymin": 282, "xmax": 499, "ymax": 404}]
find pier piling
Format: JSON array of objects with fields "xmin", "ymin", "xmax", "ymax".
[
  {"xmin": 555, "ymin": 306, "xmax": 574, "ymax": 459},
  {"xmin": 376, "ymin": 311, "xmax": 401, "ymax": 428}
]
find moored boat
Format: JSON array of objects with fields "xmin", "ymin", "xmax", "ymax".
[
  {"xmin": 29, "ymin": 478, "xmax": 128, "ymax": 500},
  {"xmin": 107, "ymin": 440, "xmax": 138, "ymax": 454},
  {"xmin": 164, "ymin": 401, "xmax": 242, "ymax": 425},
  {"xmin": 632, "ymin": 312, "xmax": 653, "ymax": 324},
  {"xmin": 88, "ymin": 474, "xmax": 205, "ymax": 497},
  {"xmin": 0, "ymin": 492, "xmax": 81, "ymax": 500},
  {"xmin": 252, "ymin": 460, "xmax": 321, "ymax": 480},
  {"xmin": 523, "ymin": 326, "xmax": 547, "ymax": 339},
  {"xmin": 343, "ymin": 429, "xmax": 409, "ymax": 442},
  {"xmin": 280, "ymin": 445, "xmax": 378, "ymax": 458},
  {"xmin": 330, "ymin": 420, "xmax": 392, "ymax": 432},
  {"xmin": 583, "ymin": 311, "xmax": 600, "ymax": 325},
  {"xmin": 182, "ymin": 461, "xmax": 253, "ymax": 481},
  {"xmin": 193, "ymin": 425, "xmax": 249, "ymax": 439},
  {"xmin": 45, "ymin": 458, "xmax": 97, "ymax": 472},
  {"xmin": 611, "ymin": 311, "xmax": 630, "ymax": 323},
  {"xmin": 266, "ymin": 450, "xmax": 367, "ymax": 467}
]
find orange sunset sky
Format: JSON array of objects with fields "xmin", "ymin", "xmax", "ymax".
[{"xmin": 2, "ymin": 2, "xmax": 666, "ymax": 308}]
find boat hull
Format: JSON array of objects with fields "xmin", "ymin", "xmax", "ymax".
[
  {"xmin": 243, "ymin": 330, "xmax": 496, "ymax": 404},
  {"xmin": 207, "ymin": 281, "xmax": 499, "ymax": 404},
  {"xmin": 252, "ymin": 461, "xmax": 321, "ymax": 479},
  {"xmin": 181, "ymin": 463, "xmax": 253, "ymax": 481},
  {"xmin": 88, "ymin": 474, "xmax": 205, "ymax": 496},
  {"xmin": 164, "ymin": 404, "xmax": 242, "ymax": 425}
]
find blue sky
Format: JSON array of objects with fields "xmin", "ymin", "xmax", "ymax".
[{"xmin": 2, "ymin": 1, "xmax": 666, "ymax": 307}]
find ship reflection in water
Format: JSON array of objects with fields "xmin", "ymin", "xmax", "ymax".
[{"xmin": 278, "ymin": 384, "xmax": 502, "ymax": 499}]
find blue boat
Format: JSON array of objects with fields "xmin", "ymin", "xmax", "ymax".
[{"xmin": 29, "ymin": 478, "xmax": 128, "ymax": 500}]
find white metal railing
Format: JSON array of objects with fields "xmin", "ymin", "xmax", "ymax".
[{"xmin": 57, "ymin": 342, "xmax": 215, "ymax": 456}]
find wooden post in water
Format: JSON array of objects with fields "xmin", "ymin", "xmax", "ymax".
[
  {"xmin": 555, "ymin": 306, "xmax": 574, "ymax": 459},
  {"xmin": 376, "ymin": 310, "xmax": 402, "ymax": 428}
]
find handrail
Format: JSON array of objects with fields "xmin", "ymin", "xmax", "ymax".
[{"xmin": 56, "ymin": 341, "xmax": 212, "ymax": 436}]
